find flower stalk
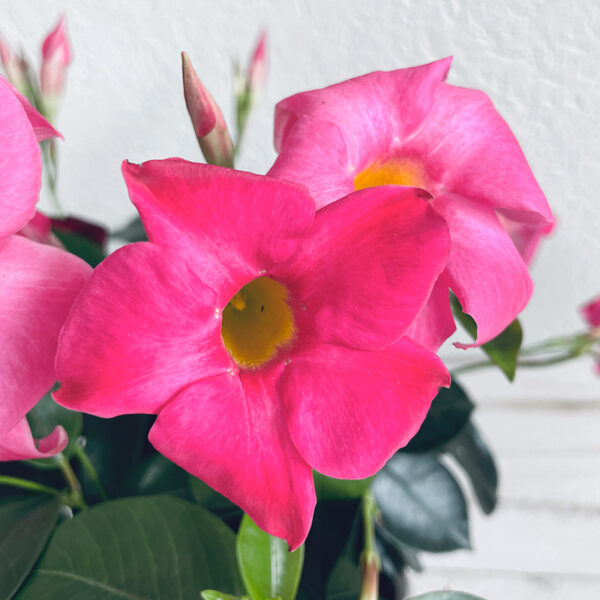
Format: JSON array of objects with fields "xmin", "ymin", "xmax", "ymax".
[{"xmin": 359, "ymin": 492, "xmax": 381, "ymax": 600}]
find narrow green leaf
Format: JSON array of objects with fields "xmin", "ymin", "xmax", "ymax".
[
  {"xmin": 201, "ymin": 591, "xmax": 242, "ymax": 600},
  {"xmin": 52, "ymin": 230, "xmax": 105, "ymax": 267},
  {"xmin": 372, "ymin": 453, "xmax": 470, "ymax": 553},
  {"xmin": 451, "ymin": 296, "xmax": 522, "ymax": 381},
  {"xmin": 313, "ymin": 472, "xmax": 372, "ymax": 501},
  {"xmin": 16, "ymin": 496, "xmax": 243, "ymax": 599},
  {"xmin": 405, "ymin": 381, "xmax": 474, "ymax": 452},
  {"xmin": 407, "ymin": 591, "xmax": 486, "ymax": 600},
  {"xmin": 445, "ymin": 422, "xmax": 498, "ymax": 514},
  {"xmin": 26, "ymin": 391, "xmax": 82, "ymax": 465},
  {"xmin": 0, "ymin": 494, "xmax": 62, "ymax": 600},
  {"xmin": 237, "ymin": 515, "xmax": 304, "ymax": 600}
]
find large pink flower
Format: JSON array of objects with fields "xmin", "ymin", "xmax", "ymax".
[
  {"xmin": 55, "ymin": 158, "xmax": 450, "ymax": 548},
  {"xmin": 0, "ymin": 75, "xmax": 90, "ymax": 460},
  {"xmin": 268, "ymin": 58, "xmax": 555, "ymax": 349}
]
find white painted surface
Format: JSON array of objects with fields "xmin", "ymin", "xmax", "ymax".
[{"xmin": 3, "ymin": 2, "xmax": 599, "ymax": 598}]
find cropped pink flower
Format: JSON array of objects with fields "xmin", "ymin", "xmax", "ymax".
[
  {"xmin": 269, "ymin": 58, "xmax": 555, "ymax": 350},
  {"xmin": 0, "ymin": 76, "xmax": 90, "ymax": 460},
  {"xmin": 55, "ymin": 158, "xmax": 450, "ymax": 548},
  {"xmin": 581, "ymin": 295, "xmax": 600, "ymax": 329}
]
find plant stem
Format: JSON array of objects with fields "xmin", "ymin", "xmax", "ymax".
[
  {"xmin": 359, "ymin": 492, "xmax": 380, "ymax": 600},
  {"xmin": 73, "ymin": 443, "xmax": 108, "ymax": 501},
  {"xmin": 58, "ymin": 454, "xmax": 87, "ymax": 509},
  {"xmin": 0, "ymin": 475, "xmax": 60, "ymax": 496}
]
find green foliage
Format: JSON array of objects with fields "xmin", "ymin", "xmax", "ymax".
[
  {"xmin": 407, "ymin": 592, "xmax": 486, "ymax": 600},
  {"xmin": 451, "ymin": 295, "xmax": 523, "ymax": 381},
  {"xmin": 237, "ymin": 515, "xmax": 304, "ymax": 600},
  {"xmin": 52, "ymin": 229, "xmax": 106, "ymax": 267},
  {"xmin": 16, "ymin": 496, "xmax": 243, "ymax": 599},
  {"xmin": 313, "ymin": 472, "xmax": 372, "ymax": 501},
  {"xmin": 372, "ymin": 453, "xmax": 470, "ymax": 553},
  {"xmin": 323, "ymin": 557, "xmax": 362, "ymax": 600},
  {"xmin": 0, "ymin": 495, "xmax": 61, "ymax": 600}
]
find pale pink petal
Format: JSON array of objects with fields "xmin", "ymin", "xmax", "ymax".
[
  {"xmin": 0, "ymin": 77, "xmax": 42, "ymax": 237},
  {"xmin": 268, "ymin": 116, "xmax": 354, "ymax": 209},
  {"xmin": 17, "ymin": 211, "xmax": 63, "ymax": 248},
  {"xmin": 12, "ymin": 85, "xmax": 61, "ymax": 141},
  {"xmin": 432, "ymin": 194, "xmax": 533, "ymax": 347},
  {"xmin": 122, "ymin": 159, "xmax": 315, "ymax": 305},
  {"xmin": 149, "ymin": 368, "xmax": 316, "ymax": 550},
  {"xmin": 496, "ymin": 209, "xmax": 555, "ymax": 265},
  {"xmin": 581, "ymin": 296, "xmax": 600, "ymax": 328},
  {"xmin": 0, "ymin": 418, "xmax": 67, "ymax": 461},
  {"xmin": 399, "ymin": 83, "xmax": 553, "ymax": 225},
  {"xmin": 273, "ymin": 185, "xmax": 450, "ymax": 350},
  {"xmin": 282, "ymin": 339, "xmax": 450, "ymax": 479},
  {"xmin": 0, "ymin": 235, "xmax": 90, "ymax": 434},
  {"xmin": 54, "ymin": 242, "xmax": 232, "ymax": 417},
  {"xmin": 405, "ymin": 273, "xmax": 456, "ymax": 351},
  {"xmin": 275, "ymin": 57, "xmax": 452, "ymax": 162}
]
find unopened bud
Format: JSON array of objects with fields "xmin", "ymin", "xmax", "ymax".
[
  {"xmin": 247, "ymin": 31, "xmax": 267, "ymax": 97},
  {"xmin": 0, "ymin": 39, "xmax": 30, "ymax": 94},
  {"xmin": 41, "ymin": 15, "xmax": 72, "ymax": 120},
  {"xmin": 182, "ymin": 51, "xmax": 233, "ymax": 168}
]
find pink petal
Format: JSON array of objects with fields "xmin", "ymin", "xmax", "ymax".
[
  {"xmin": 54, "ymin": 242, "xmax": 232, "ymax": 417},
  {"xmin": 496, "ymin": 209, "xmax": 555, "ymax": 265},
  {"xmin": 273, "ymin": 185, "xmax": 450, "ymax": 350},
  {"xmin": 405, "ymin": 273, "xmax": 456, "ymax": 351},
  {"xmin": 432, "ymin": 194, "xmax": 533, "ymax": 347},
  {"xmin": 581, "ymin": 295, "xmax": 600, "ymax": 328},
  {"xmin": 0, "ymin": 77, "xmax": 42, "ymax": 237},
  {"xmin": 12, "ymin": 85, "xmax": 62, "ymax": 141},
  {"xmin": 274, "ymin": 57, "xmax": 452, "ymax": 160},
  {"xmin": 399, "ymin": 83, "xmax": 553, "ymax": 225},
  {"xmin": 149, "ymin": 368, "xmax": 316, "ymax": 550},
  {"xmin": 268, "ymin": 116, "xmax": 354, "ymax": 209},
  {"xmin": 122, "ymin": 159, "xmax": 315, "ymax": 305},
  {"xmin": 0, "ymin": 235, "xmax": 90, "ymax": 434},
  {"xmin": 17, "ymin": 211, "xmax": 63, "ymax": 248},
  {"xmin": 281, "ymin": 339, "xmax": 450, "ymax": 479},
  {"xmin": 0, "ymin": 417, "xmax": 67, "ymax": 461}
]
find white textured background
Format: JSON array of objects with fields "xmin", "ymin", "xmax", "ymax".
[{"xmin": 3, "ymin": 1, "xmax": 600, "ymax": 599}]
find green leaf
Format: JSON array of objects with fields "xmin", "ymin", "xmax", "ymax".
[
  {"xmin": 190, "ymin": 476, "xmax": 239, "ymax": 516},
  {"xmin": 129, "ymin": 454, "xmax": 189, "ymax": 496},
  {"xmin": 313, "ymin": 473, "xmax": 372, "ymax": 501},
  {"xmin": 405, "ymin": 382, "xmax": 474, "ymax": 453},
  {"xmin": 372, "ymin": 453, "xmax": 470, "ymax": 553},
  {"xmin": 16, "ymin": 496, "xmax": 243, "ymax": 599},
  {"xmin": 237, "ymin": 514, "xmax": 304, "ymax": 600},
  {"xmin": 52, "ymin": 229, "xmax": 105, "ymax": 267},
  {"xmin": 451, "ymin": 296, "xmax": 522, "ymax": 381},
  {"xmin": 445, "ymin": 422, "xmax": 498, "ymax": 514},
  {"xmin": 0, "ymin": 494, "xmax": 62, "ymax": 600},
  {"xmin": 406, "ymin": 591, "xmax": 486, "ymax": 600},
  {"xmin": 201, "ymin": 592, "xmax": 243, "ymax": 600},
  {"xmin": 324, "ymin": 557, "xmax": 362, "ymax": 600},
  {"xmin": 26, "ymin": 391, "xmax": 82, "ymax": 465}
]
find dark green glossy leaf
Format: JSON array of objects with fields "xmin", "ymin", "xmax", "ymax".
[
  {"xmin": 129, "ymin": 454, "xmax": 189, "ymax": 496},
  {"xmin": 237, "ymin": 514, "xmax": 304, "ymax": 600},
  {"xmin": 407, "ymin": 591, "xmax": 486, "ymax": 600},
  {"xmin": 405, "ymin": 382, "xmax": 474, "ymax": 453},
  {"xmin": 313, "ymin": 473, "xmax": 372, "ymax": 501},
  {"xmin": 0, "ymin": 494, "xmax": 62, "ymax": 600},
  {"xmin": 451, "ymin": 296, "xmax": 522, "ymax": 381},
  {"xmin": 16, "ymin": 496, "xmax": 243, "ymax": 599},
  {"xmin": 52, "ymin": 230, "xmax": 105, "ymax": 267},
  {"xmin": 445, "ymin": 422, "xmax": 498, "ymax": 514},
  {"xmin": 26, "ymin": 391, "xmax": 82, "ymax": 465},
  {"xmin": 372, "ymin": 453, "xmax": 470, "ymax": 553},
  {"xmin": 324, "ymin": 557, "xmax": 362, "ymax": 600},
  {"xmin": 190, "ymin": 476, "xmax": 238, "ymax": 516}
]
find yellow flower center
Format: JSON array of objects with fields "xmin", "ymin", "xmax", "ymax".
[
  {"xmin": 354, "ymin": 157, "xmax": 427, "ymax": 190},
  {"xmin": 221, "ymin": 277, "xmax": 295, "ymax": 369}
]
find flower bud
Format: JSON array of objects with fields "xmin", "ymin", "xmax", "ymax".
[
  {"xmin": 181, "ymin": 51, "xmax": 234, "ymax": 168},
  {"xmin": 247, "ymin": 31, "xmax": 267, "ymax": 97},
  {"xmin": 40, "ymin": 15, "xmax": 72, "ymax": 119},
  {"xmin": 0, "ymin": 38, "xmax": 28, "ymax": 92}
]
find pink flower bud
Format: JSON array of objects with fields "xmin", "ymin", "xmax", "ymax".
[
  {"xmin": 40, "ymin": 14, "xmax": 71, "ymax": 117},
  {"xmin": 181, "ymin": 51, "xmax": 234, "ymax": 168},
  {"xmin": 0, "ymin": 38, "xmax": 27, "ymax": 90},
  {"xmin": 247, "ymin": 31, "xmax": 267, "ymax": 96}
]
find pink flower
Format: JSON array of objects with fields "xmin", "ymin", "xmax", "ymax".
[
  {"xmin": 181, "ymin": 51, "xmax": 234, "ymax": 168},
  {"xmin": 40, "ymin": 15, "xmax": 71, "ymax": 118},
  {"xmin": 269, "ymin": 58, "xmax": 555, "ymax": 350},
  {"xmin": 581, "ymin": 295, "xmax": 600, "ymax": 329},
  {"xmin": 55, "ymin": 158, "xmax": 450, "ymax": 548},
  {"xmin": 0, "ymin": 75, "xmax": 90, "ymax": 461}
]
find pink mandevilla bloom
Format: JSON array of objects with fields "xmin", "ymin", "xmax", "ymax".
[
  {"xmin": 55, "ymin": 158, "xmax": 451, "ymax": 548},
  {"xmin": 581, "ymin": 295, "xmax": 600, "ymax": 329},
  {"xmin": 269, "ymin": 58, "xmax": 555, "ymax": 351},
  {"xmin": 0, "ymin": 75, "xmax": 90, "ymax": 460}
]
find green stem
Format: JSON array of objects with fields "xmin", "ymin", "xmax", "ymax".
[
  {"xmin": 359, "ymin": 492, "xmax": 380, "ymax": 600},
  {"xmin": 58, "ymin": 454, "xmax": 87, "ymax": 509},
  {"xmin": 0, "ymin": 475, "xmax": 60, "ymax": 496},
  {"xmin": 73, "ymin": 443, "xmax": 108, "ymax": 501}
]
